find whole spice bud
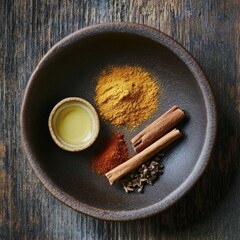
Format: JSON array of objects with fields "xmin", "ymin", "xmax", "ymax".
[{"xmin": 120, "ymin": 152, "xmax": 165, "ymax": 193}]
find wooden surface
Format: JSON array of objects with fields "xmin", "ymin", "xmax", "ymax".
[{"xmin": 1, "ymin": 0, "xmax": 240, "ymax": 239}]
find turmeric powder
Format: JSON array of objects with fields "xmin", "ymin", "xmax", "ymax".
[{"xmin": 95, "ymin": 65, "xmax": 159, "ymax": 127}]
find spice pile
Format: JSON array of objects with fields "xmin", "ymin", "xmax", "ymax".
[
  {"xmin": 95, "ymin": 65, "xmax": 159, "ymax": 128},
  {"xmin": 121, "ymin": 153, "xmax": 165, "ymax": 193},
  {"xmin": 92, "ymin": 132, "xmax": 129, "ymax": 175},
  {"xmin": 92, "ymin": 65, "xmax": 186, "ymax": 194}
]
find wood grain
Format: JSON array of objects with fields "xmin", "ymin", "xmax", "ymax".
[{"xmin": 1, "ymin": 0, "xmax": 240, "ymax": 239}]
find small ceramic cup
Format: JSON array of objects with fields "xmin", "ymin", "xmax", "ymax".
[{"xmin": 48, "ymin": 97, "xmax": 100, "ymax": 151}]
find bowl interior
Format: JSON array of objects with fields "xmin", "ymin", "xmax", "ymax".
[{"xmin": 22, "ymin": 30, "xmax": 211, "ymax": 216}]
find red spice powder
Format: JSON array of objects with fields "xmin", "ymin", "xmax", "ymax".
[{"xmin": 92, "ymin": 132, "xmax": 129, "ymax": 175}]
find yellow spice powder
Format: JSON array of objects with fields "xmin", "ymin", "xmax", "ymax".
[{"xmin": 95, "ymin": 65, "xmax": 159, "ymax": 127}]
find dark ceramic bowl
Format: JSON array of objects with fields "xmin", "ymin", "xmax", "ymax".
[{"xmin": 21, "ymin": 23, "xmax": 216, "ymax": 221}]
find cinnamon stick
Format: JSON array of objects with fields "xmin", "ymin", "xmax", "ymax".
[
  {"xmin": 131, "ymin": 106, "xmax": 185, "ymax": 152},
  {"xmin": 105, "ymin": 129, "xmax": 182, "ymax": 185}
]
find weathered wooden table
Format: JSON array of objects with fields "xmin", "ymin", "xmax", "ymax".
[{"xmin": 1, "ymin": 1, "xmax": 240, "ymax": 239}]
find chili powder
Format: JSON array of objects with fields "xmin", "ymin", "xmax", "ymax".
[{"xmin": 92, "ymin": 132, "xmax": 129, "ymax": 175}]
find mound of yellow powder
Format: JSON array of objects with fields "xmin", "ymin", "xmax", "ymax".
[{"xmin": 95, "ymin": 65, "xmax": 159, "ymax": 128}]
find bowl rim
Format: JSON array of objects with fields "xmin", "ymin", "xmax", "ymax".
[
  {"xmin": 20, "ymin": 22, "xmax": 217, "ymax": 221},
  {"xmin": 48, "ymin": 97, "xmax": 100, "ymax": 152}
]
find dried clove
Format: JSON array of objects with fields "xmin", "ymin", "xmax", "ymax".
[{"xmin": 121, "ymin": 153, "xmax": 165, "ymax": 193}]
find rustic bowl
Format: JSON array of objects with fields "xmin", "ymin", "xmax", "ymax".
[
  {"xmin": 20, "ymin": 22, "xmax": 217, "ymax": 221},
  {"xmin": 48, "ymin": 97, "xmax": 100, "ymax": 152}
]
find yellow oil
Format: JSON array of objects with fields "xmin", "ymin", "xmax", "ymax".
[{"xmin": 55, "ymin": 105, "xmax": 93, "ymax": 145}]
